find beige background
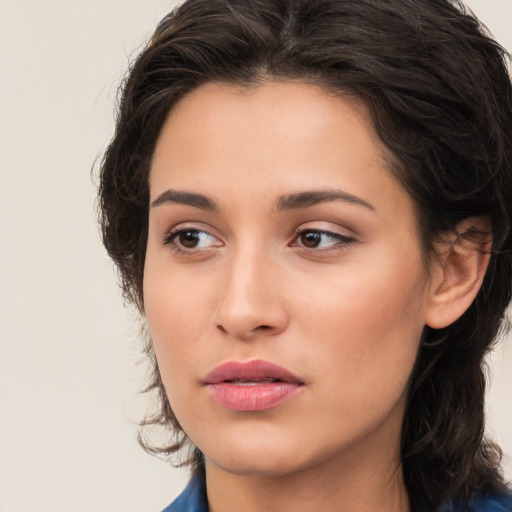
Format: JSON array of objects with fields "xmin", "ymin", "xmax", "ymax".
[{"xmin": 0, "ymin": 1, "xmax": 510, "ymax": 511}]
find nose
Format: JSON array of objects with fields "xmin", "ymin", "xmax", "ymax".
[{"xmin": 213, "ymin": 245, "xmax": 289, "ymax": 340}]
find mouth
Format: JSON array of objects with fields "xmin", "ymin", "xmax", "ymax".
[
  {"xmin": 223, "ymin": 378, "xmax": 283, "ymax": 386},
  {"xmin": 204, "ymin": 359, "xmax": 305, "ymax": 412}
]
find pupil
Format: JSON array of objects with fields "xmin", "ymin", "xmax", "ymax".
[
  {"xmin": 180, "ymin": 231, "xmax": 200, "ymax": 248},
  {"xmin": 301, "ymin": 232, "xmax": 320, "ymax": 248}
]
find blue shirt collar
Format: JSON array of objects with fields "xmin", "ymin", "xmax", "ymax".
[{"xmin": 162, "ymin": 471, "xmax": 208, "ymax": 512}]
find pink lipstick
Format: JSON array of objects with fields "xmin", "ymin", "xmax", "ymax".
[{"xmin": 204, "ymin": 359, "xmax": 304, "ymax": 412}]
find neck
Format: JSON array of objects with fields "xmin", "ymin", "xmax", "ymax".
[{"xmin": 205, "ymin": 437, "xmax": 410, "ymax": 512}]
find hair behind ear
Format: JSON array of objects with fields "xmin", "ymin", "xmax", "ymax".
[{"xmin": 403, "ymin": 214, "xmax": 508, "ymax": 508}]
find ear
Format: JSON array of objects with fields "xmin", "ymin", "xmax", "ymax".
[{"xmin": 425, "ymin": 217, "xmax": 492, "ymax": 329}]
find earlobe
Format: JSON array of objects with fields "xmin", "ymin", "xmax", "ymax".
[{"xmin": 425, "ymin": 217, "xmax": 492, "ymax": 329}]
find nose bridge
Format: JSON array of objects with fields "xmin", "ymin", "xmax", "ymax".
[{"xmin": 214, "ymin": 238, "xmax": 287, "ymax": 339}]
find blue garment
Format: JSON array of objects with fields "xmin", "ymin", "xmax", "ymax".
[
  {"xmin": 162, "ymin": 473, "xmax": 512, "ymax": 512},
  {"xmin": 162, "ymin": 473, "xmax": 207, "ymax": 512},
  {"xmin": 440, "ymin": 493, "xmax": 512, "ymax": 512}
]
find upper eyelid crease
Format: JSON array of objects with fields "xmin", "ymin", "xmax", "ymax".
[
  {"xmin": 164, "ymin": 226, "xmax": 214, "ymax": 239},
  {"xmin": 295, "ymin": 229, "xmax": 355, "ymax": 243}
]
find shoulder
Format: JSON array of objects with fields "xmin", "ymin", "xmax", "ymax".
[
  {"xmin": 442, "ymin": 491, "xmax": 512, "ymax": 512},
  {"xmin": 466, "ymin": 493, "xmax": 512, "ymax": 512},
  {"xmin": 161, "ymin": 472, "xmax": 208, "ymax": 512}
]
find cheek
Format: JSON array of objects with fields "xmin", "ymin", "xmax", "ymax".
[
  {"xmin": 295, "ymin": 261, "xmax": 427, "ymax": 408},
  {"xmin": 143, "ymin": 259, "xmax": 217, "ymax": 406}
]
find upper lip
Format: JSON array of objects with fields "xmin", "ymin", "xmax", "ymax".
[{"xmin": 204, "ymin": 359, "xmax": 304, "ymax": 385}]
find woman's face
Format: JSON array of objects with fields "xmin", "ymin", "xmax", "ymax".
[{"xmin": 144, "ymin": 82, "xmax": 434, "ymax": 478}]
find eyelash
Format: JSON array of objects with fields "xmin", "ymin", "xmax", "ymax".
[
  {"xmin": 162, "ymin": 227, "xmax": 356, "ymax": 254},
  {"xmin": 162, "ymin": 227, "xmax": 220, "ymax": 254},
  {"xmin": 292, "ymin": 228, "xmax": 355, "ymax": 251}
]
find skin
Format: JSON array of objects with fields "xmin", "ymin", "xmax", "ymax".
[{"xmin": 143, "ymin": 82, "xmax": 488, "ymax": 512}]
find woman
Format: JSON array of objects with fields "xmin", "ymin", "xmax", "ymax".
[{"xmin": 98, "ymin": 0, "xmax": 512, "ymax": 510}]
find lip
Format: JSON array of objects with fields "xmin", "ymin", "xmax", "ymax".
[{"xmin": 204, "ymin": 359, "xmax": 305, "ymax": 412}]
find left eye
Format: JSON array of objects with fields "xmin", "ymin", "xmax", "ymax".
[
  {"xmin": 164, "ymin": 228, "xmax": 220, "ymax": 250},
  {"xmin": 294, "ymin": 229, "xmax": 353, "ymax": 249}
]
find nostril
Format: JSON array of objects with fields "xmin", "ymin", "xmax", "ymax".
[{"xmin": 215, "ymin": 323, "xmax": 274, "ymax": 339}]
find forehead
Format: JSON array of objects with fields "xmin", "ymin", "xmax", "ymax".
[{"xmin": 149, "ymin": 81, "xmax": 413, "ymax": 219}]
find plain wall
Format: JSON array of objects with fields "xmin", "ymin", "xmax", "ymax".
[{"xmin": 0, "ymin": 1, "xmax": 510, "ymax": 511}]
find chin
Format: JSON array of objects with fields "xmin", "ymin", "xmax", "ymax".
[
  {"xmin": 201, "ymin": 434, "xmax": 338, "ymax": 480},
  {"xmin": 200, "ymin": 435, "xmax": 308, "ymax": 477},
  {"xmin": 208, "ymin": 454, "xmax": 309, "ymax": 478}
]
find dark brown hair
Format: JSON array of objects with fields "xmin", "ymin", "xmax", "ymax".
[{"xmin": 98, "ymin": 0, "xmax": 512, "ymax": 510}]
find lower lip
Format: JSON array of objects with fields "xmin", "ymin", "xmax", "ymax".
[{"xmin": 207, "ymin": 382, "xmax": 303, "ymax": 411}]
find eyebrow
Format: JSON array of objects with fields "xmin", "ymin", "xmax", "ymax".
[
  {"xmin": 276, "ymin": 190, "xmax": 375, "ymax": 211},
  {"xmin": 150, "ymin": 188, "xmax": 374, "ymax": 212},
  {"xmin": 151, "ymin": 189, "xmax": 219, "ymax": 211}
]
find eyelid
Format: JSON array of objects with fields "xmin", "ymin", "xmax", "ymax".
[
  {"xmin": 160, "ymin": 221, "xmax": 356, "ymax": 254},
  {"xmin": 291, "ymin": 223, "xmax": 358, "ymax": 250},
  {"xmin": 162, "ymin": 224, "xmax": 223, "ymax": 251}
]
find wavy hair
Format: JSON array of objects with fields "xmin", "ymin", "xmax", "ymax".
[{"xmin": 98, "ymin": 0, "xmax": 512, "ymax": 510}]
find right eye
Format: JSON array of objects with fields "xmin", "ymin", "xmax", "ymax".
[{"xmin": 163, "ymin": 227, "xmax": 222, "ymax": 252}]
